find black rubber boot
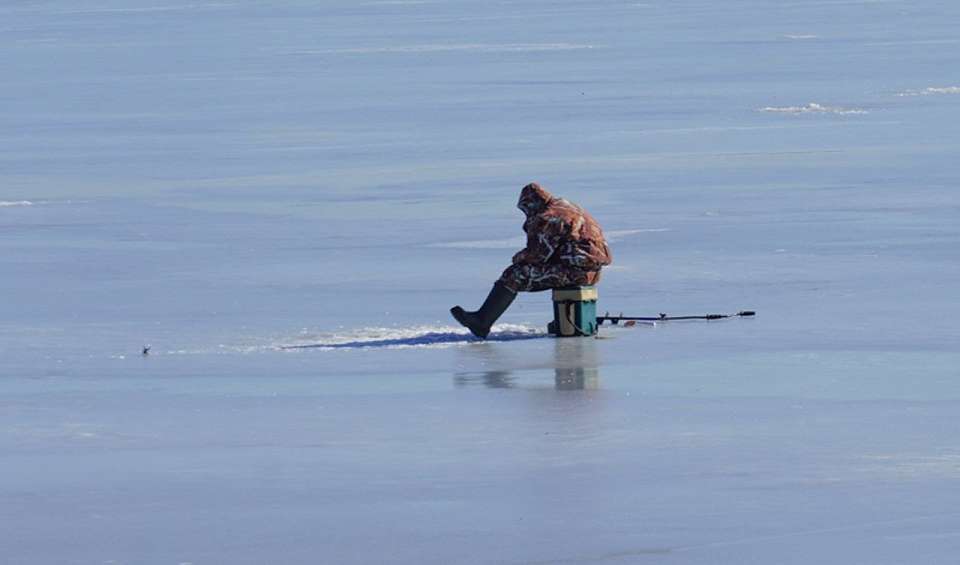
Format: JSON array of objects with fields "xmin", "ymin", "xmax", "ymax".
[{"xmin": 450, "ymin": 281, "xmax": 517, "ymax": 339}]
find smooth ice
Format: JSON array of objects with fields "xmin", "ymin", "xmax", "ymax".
[{"xmin": 2, "ymin": 0, "xmax": 960, "ymax": 563}]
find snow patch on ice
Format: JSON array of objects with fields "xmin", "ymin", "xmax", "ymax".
[
  {"xmin": 0, "ymin": 200, "xmax": 85, "ymax": 208},
  {"xmin": 607, "ymin": 228, "xmax": 671, "ymax": 240},
  {"xmin": 759, "ymin": 103, "xmax": 868, "ymax": 115},
  {"xmin": 783, "ymin": 34, "xmax": 819, "ymax": 40},
  {"xmin": 160, "ymin": 324, "xmax": 546, "ymax": 355},
  {"xmin": 287, "ymin": 43, "xmax": 596, "ymax": 56},
  {"xmin": 430, "ymin": 228, "xmax": 669, "ymax": 249},
  {"xmin": 897, "ymin": 86, "xmax": 960, "ymax": 97},
  {"xmin": 429, "ymin": 236, "xmax": 523, "ymax": 249},
  {"xmin": 280, "ymin": 323, "xmax": 546, "ymax": 350}
]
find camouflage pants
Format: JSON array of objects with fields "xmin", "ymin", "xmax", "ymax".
[{"xmin": 499, "ymin": 264, "xmax": 601, "ymax": 292}]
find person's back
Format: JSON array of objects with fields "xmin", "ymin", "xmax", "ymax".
[{"xmin": 451, "ymin": 182, "xmax": 611, "ymax": 338}]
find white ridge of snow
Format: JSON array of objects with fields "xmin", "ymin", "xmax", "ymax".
[
  {"xmin": 898, "ymin": 86, "xmax": 960, "ymax": 97},
  {"xmin": 162, "ymin": 324, "xmax": 547, "ymax": 354},
  {"xmin": 0, "ymin": 200, "xmax": 33, "ymax": 207},
  {"xmin": 759, "ymin": 103, "xmax": 868, "ymax": 115},
  {"xmin": 280, "ymin": 323, "xmax": 545, "ymax": 350}
]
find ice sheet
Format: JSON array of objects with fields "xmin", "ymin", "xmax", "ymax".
[{"xmin": 2, "ymin": 0, "xmax": 960, "ymax": 563}]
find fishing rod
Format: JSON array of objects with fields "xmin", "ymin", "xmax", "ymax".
[{"xmin": 597, "ymin": 310, "xmax": 755, "ymax": 326}]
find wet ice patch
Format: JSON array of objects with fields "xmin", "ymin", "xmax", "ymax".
[
  {"xmin": 280, "ymin": 323, "xmax": 545, "ymax": 350},
  {"xmin": 365, "ymin": 0, "xmax": 430, "ymax": 4},
  {"xmin": 21, "ymin": 3, "xmax": 238, "ymax": 15},
  {"xmin": 861, "ymin": 453, "xmax": 960, "ymax": 479},
  {"xmin": 898, "ymin": 86, "xmax": 960, "ymax": 97},
  {"xmin": 285, "ymin": 43, "xmax": 596, "ymax": 56},
  {"xmin": 866, "ymin": 38, "xmax": 960, "ymax": 47},
  {"xmin": 759, "ymin": 103, "xmax": 868, "ymax": 115}
]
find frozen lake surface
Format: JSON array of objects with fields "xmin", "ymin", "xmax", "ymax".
[{"xmin": 2, "ymin": 0, "xmax": 959, "ymax": 563}]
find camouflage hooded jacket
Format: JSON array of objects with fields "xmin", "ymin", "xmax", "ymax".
[{"xmin": 511, "ymin": 183, "xmax": 612, "ymax": 271}]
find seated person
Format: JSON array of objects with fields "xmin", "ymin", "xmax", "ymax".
[{"xmin": 451, "ymin": 182, "xmax": 612, "ymax": 338}]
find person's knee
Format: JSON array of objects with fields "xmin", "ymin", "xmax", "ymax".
[{"xmin": 497, "ymin": 265, "xmax": 523, "ymax": 291}]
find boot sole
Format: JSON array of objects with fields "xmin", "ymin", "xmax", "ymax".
[{"xmin": 450, "ymin": 307, "xmax": 490, "ymax": 339}]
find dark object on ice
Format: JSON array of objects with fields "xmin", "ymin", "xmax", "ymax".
[
  {"xmin": 451, "ymin": 182, "xmax": 611, "ymax": 339},
  {"xmin": 548, "ymin": 286, "xmax": 599, "ymax": 337},
  {"xmin": 142, "ymin": 345, "xmax": 151, "ymax": 356},
  {"xmin": 598, "ymin": 310, "xmax": 756, "ymax": 325},
  {"xmin": 450, "ymin": 281, "xmax": 517, "ymax": 339}
]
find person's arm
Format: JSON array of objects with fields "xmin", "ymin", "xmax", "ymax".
[{"xmin": 512, "ymin": 217, "xmax": 565, "ymax": 265}]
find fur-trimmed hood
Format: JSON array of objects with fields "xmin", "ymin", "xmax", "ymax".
[{"xmin": 517, "ymin": 182, "xmax": 554, "ymax": 217}]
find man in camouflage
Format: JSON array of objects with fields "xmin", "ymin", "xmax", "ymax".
[{"xmin": 451, "ymin": 183, "xmax": 612, "ymax": 339}]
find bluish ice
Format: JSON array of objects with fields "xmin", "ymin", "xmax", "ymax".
[{"xmin": 2, "ymin": 0, "xmax": 960, "ymax": 563}]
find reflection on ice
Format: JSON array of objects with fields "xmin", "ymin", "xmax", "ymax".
[
  {"xmin": 453, "ymin": 370, "xmax": 516, "ymax": 388},
  {"xmin": 454, "ymin": 367, "xmax": 601, "ymax": 390},
  {"xmin": 553, "ymin": 337, "xmax": 602, "ymax": 390},
  {"xmin": 554, "ymin": 367, "xmax": 600, "ymax": 391},
  {"xmin": 454, "ymin": 336, "xmax": 603, "ymax": 390}
]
